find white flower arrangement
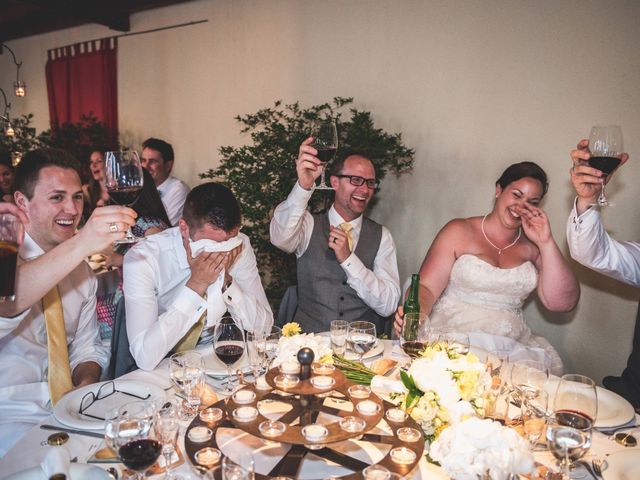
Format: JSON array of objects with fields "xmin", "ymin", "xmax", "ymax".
[
  {"xmin": 393, "ymin": 342, "xmax": 491, "ymax": 441},
  {"xmin": 429, "ymin": 417, "xmax": 535, "ymax": 480},
  {"xmin": 273, "ymin": 323, "xmax": 332, "ymax": 367}
]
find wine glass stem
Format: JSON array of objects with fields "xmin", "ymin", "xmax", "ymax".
[
  {"xmin": 164, "ymin": 449, "xmax": 174, "ymax": 480},
  {"xmin": 319, "ymin": 165, "xmax": 327, "ymax": 187}
]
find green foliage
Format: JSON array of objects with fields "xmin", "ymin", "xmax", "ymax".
[
  {"xmin": 400, "ymin": 370, "xmax": 423, "ymax": 410},
  {"xmin": 200, "ymin": 97, "xmax": 415, "ymax": 309},
  {"xmin": 0, "ymin": 113, "xmax": 38, "ymax": 156}
]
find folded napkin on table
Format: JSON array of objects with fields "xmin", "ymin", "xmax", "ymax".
[{"xmin": 41, "ymin": 446, "xmax": 71, "ymax": 479}]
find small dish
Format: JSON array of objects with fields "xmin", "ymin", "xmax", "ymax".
[
  {"xmin": 397, "ymin": 427, "xmax": 421, "ymax": 442},
  {"xmin": 348, "ymin": 384, "xmax": 371, "ymax": 399},
  {"xmin": 302, "ymin": 424, "xmax": 328, "ymax": 442},
  {"xmin": 356, "ymin": 400, "xmax": 381, "ymax": 416},
  {"xmin": 385, "ymin": 408, "xmax": 407, "ymax": 422},
  {"xmin": 194, "ymin": 447, "xmax": 221, "ymax": 467},
  {"xmin": 199, "ymin": 407, "xmax": 223, "ymax": 424},
  {"xmin": 310, "ymin": 375, "xmax": 335, "ymax": 389},
  {"xmin": 390, "ymin": 446, "xmax": 416, "ymax": 465},
  {"xmin": 259, "ymin": 420, "xmax": 286, "ymax": 438},
  {"xmin": 233, "ymin": 389, "xmax": 256, "ymax": 404},
  {"xmin": 280, "ymin": 360, "xmax": 301, "ymax": 375},
  {"xmin": 274, "ymin": 374, "xmax": 299, "ymax": 389},
  {"xmin": 255, "ymin": 376, "xmax": 271, "ymax": 390},
  {"xmin": 312, "ymin": 363, "xmax": 335, "ymax": 375},
  {"xmin": 188, "ymin": 426, "xmax": 213, "ymax": 443},
  {"xmin": 232, "ymin": 406, "xmax": 259, "ymax": 422},
  {"xmin": 339, "ymin": 415, "xmax": 366, "ymax": 433}
]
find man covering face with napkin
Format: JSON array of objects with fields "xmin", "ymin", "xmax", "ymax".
[{"xmin": 124, "ymin": 182, "xmax": 273, "ymax": 371}]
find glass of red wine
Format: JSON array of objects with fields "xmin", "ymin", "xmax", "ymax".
[
  {"xmin": 114, "ymin": 401, "xmax": 161, "ymax": 480},
  {"xmin": 588, "ymin": 125, "xmax": 623, "ymax": 207},
  {"xmin": 547, "ymin": 374, "xmax": 597, "ymax": 478},
  {"xmin": 105, "ymin": 150, "xmax": 144, "ymax": 243},
  {"xmin": 213, "ymin": 315, "xmax": 246, "ymax": 394},
  {"xmin": 310, "ymin": 119, "xmax": 338, "ymax": 190}
]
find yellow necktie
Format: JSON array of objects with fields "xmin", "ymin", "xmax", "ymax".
[
  {"xmin": 42, "ymin": 286, "xmax": 73, "ymax": 406},
  {"xmin": 339, "ymin": 222, "xmax": 354, "ymax": 251},
  {"xmin": 174, "ymin": 295, "xmax": 207, "ymax": 353}
]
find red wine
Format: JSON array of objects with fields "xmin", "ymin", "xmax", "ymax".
[
  {"xmin": 108, "ymin": 186, "xmax": 142, "ymax": 206},
  {"xmin": 402, "ymin": 340, "xmax": 425, "ymax": 358},
  {"xmin": 215, "ymin": 344, "xmax": 244, "ymax": 366},
  {"xmin": 555, "ymin": 409, "xmax": 593, "ymax": 431},
  {"xmin": 589, "ymin": 156, "xmax": 621, "ymax": 175},
  {"xmin": 0, "ymin": 241, "xmax": 18, "ymax": 298},
  {"xmin": 118, "ymin": 439, "xmax": 161, "ymax": 471},
  {"xmin": 316, "ymin": 146, "xmax": 337, "ymax": 163}
]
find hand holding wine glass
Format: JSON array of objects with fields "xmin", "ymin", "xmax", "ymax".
[
  {"xmin": 347, "ymin": 321, "xmax": 376, "ymax": 364},
  {"xmin": 213, "ymin": 315, "xmax": 246, "ymax": 394},
  {"xmin": 310, "ymin": 119, "xmax": 338, "ymax": 190},
  {"xmin": 586, "ymin": 126, "xmax": 624, "ymax": 207},
  {"xmin": 105, "ymin": 150, "xmax": 144, "ymax": 243}
]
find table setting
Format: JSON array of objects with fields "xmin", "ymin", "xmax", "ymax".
[{"xmin": 0, "ymin": 320, "xmax": 638, "ymax": 480}]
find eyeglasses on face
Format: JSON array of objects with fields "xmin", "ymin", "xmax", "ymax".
[
  {"xmin": 79, "ymin": 381, "xmax": 151, "ymax": 420},
  {"xmin": 334, "ymin": 174, "xmax": 378, "ymax": 189}
]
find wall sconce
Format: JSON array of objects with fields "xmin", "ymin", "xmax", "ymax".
[
  {"xmin": 0, "ymin": 87, "xmax": 13, "ymax": 138},
  {"xmin": 5, "ymin": 122, "xmax": 15, "ymax": 137},
  {"xmin": 1, "ymin": 43, "xmax": 26, "ymax": 97}
]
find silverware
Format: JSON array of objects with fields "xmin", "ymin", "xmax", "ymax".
[
  {"xmin": 40, "ymin": 424, "xmax": 104, "ymax": 439},
  {"xmin": 592, "ymin": 458, "xmax": 604, "ymax": 478}
]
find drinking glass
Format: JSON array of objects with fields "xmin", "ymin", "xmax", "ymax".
[
  {"xmin": 213, "ymin": 316, "xmax": 245, "ymax": 394},
  {"xmin": 510, "ymin": 360, "xmax": 549, "ymax": 402},
  {"xmin": 330, "ymin": 320, "xmax": 349, "ymax": 356},
  {"xmin": 222, "ymin": 454, "xmax": 253, "ymax": 480},
  {"xmin": 439, "ymin": 330, "xmax": 469, "ymax": 355},
  {"xmin": 523, "ymin": 389, "xmax": 549, "ymax": 449},
  {"xmin": 587, "ymin": 125, "xmax": 624, "ymax": 207},
  {"xmin": 169, "ymin": 351, "xmax": 204, "ymax": 420},
  {"xmin": 400, "ymin": 312, "xmax": 428, "ymax": 358},
  {"xmin": 347, "ymin": 321, "xmax": 376, "ymax": 364},
  {"xmin": 246, "ymin": 331, "xmax": 264, "ymax": 379},
  {"xmin": 483, "ymin": 350, "xmax": 510, "ymax": 422},
  {"xmin": 262, "ymin": 325, "xmax": 282, "ymax": 372},
  {"xmin": 310, "ymin": 120, "xmax": 338, "ymax": 190},
  {"xmin": 0, "ymin": 213, "xmax": 23, "ymax": 302},
  {"xmin": 114, "ymin": 401, "xmax": 160, "ymax": 480},
  {"xmin": 155, "ymin": 402, "xmax": 182, "ymax": 480},
  {"xmin": 104, "ymin": 150, "xmax": 144, "ymax": 243}
]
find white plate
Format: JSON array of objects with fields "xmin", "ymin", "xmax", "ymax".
[
  {"xmin": 546, "ymin": 378, "xmax": 635, "ymax": 429},
  {"xmin": 602, "ymin": 450, "xmax": 640, "ymax": 480},
  {"xmin": 5, "ymin": 464, "xmax": 111, "ymax": 480},
  {"xmin": 198, "ymin": 344, "xmax": 253, "ymax": 377},
  {"xmin": 53, "ymin": 380, "xmax": 165, "ymax": 430}
]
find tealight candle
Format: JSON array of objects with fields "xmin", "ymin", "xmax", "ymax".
[
  {"xmin": 274, "ymin": 374, "xmax": 299, "ymax": 389},
  {"xmin": 199, "ymin": 407, "xmax": 223, "ymax": 424},
  {"xmin": 356, "ymin": 400, "xmax": 380, "ymax": 415},
  {"xmin": 390, "ymin": 447, "xmax": 416, "ymax": 465},
  {"xmin": 302, "ymin": 424, "xmax": 328, "ymax": 442},
  {"xmin": 233, "ymin": 389, "xmax": 256, "ymax": 404},
  {"xmin": 348, "ymin": 384, "xmax": 371, "ymax": 399},
  {"xmin": 259, "ymin": 420, "xmax": 286, "ymax": 438},
  {"xmin": 195, "ymin": 447, "xmax": 221, "ymax": 467},
  {"xmin": 397, "ymin": 427, "xmax": 421, "ymax": 443},
  {"xmin": 233, "ymin": 406, "xmax": 258, "ymax": 422},
  {"xmin": 362, "ymin": 465, "xmax": 391, "ymax": 480},
  {"xmin": 312, "ymin": 363, "xmax": 335, "ymax": 375},
  {"xmin": 339, "ymin": 415, "xmax": 366, "ymax": 433},
  {"xmin": 310, "ymin": 375, "xmax": 334, "ymax": 389},
  {"xmin": 188, "ymin": 426, "xmax": 213, "ymax": 443},
  {"xmin": 385, "ymin": 408, "xmax": 407, "ymax": 423},
  {"xmin": 280, "ymin": 359, "xmax": 300, "ymax": 374},
  {"xmin": 255, "ymin": 376, "xmax": 271, "ymax": 390}
]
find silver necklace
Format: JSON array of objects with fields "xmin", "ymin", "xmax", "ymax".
[{"xmin": 481, "ymin": 214, "xmax": 521, "ymax": 255}]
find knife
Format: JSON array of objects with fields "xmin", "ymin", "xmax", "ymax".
[{"xmin": 40, "ymin": 424, "xmax": 104, "ymax": 439}]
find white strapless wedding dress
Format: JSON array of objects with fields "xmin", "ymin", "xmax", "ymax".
[{"xmin": 429, "ymin": 254, "xmax": 563, "ymax": 375}]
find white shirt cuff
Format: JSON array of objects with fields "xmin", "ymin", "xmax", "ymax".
[
  {"xmin": 177, "ymin": 286, "xmax": 207, "ymax": 318},
  {"xmin": 340, "ymin": 252, "xmax": 366, "ymax": 280}
]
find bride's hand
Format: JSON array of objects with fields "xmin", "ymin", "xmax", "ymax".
[{"xmin": 516, "ymin": 205, "xmax": 551, "ymax": 246}]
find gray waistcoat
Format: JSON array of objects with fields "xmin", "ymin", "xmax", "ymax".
[{"xmin": 294, "ymin": 212, "xmax": 384, "ymax": 333}]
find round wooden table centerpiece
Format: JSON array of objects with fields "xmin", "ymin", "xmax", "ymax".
[{"xmin": 184, "ymin": 347, "xmax": 425, "ymax": 479}]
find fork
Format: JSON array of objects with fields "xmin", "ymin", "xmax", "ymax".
[{"xmin": 591, "ymin": 458, "xmax": 604, "ymax": 478}]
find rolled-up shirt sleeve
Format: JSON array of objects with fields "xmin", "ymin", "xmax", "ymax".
[
  {"xmin": 340, "ymin": 226, "xmax": 401, "ymax": 316},
  {"xmin": 567, "ymin": 198, "xmax": 640, "ymax": 287},
  {"xmin": 270, "ymin": 182, "xmax": 315, "ymax": 257}
]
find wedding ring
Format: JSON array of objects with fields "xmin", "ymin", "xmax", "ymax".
[{"xmin": 109, "ymin": 223, "xmax": 118, "ymax": 233}]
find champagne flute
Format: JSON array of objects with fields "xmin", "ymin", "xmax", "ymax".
[
  {"xmin": 114, "ymin": 401, "xmax": 160, "ymax": 480},
  {"xmin": 310, "ymin": 120, "xmax": 338, "ymax": 190},
  {"xmin": 588, "ymin": 125, "xmax": 624, "ymax": 207},
  {"xmin": 169, "ymin": 351, "xmax": 204, "ymax": 420},
  {"xmin": 104, "ymin": 150, "xmax": 144, "ymax": 243},
  {"xmin": 347, "ymin": 321, "xmax": 377, "ymax": 364},
  {"xmin": 213, "ymin": 316, "xmax": 245, "ymax": 394}
]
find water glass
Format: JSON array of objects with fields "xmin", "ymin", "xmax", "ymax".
[
  {"xmin": 222, "ymin": 454, "xmax": 253, "ymax": 480},
  {"xmin": 330, "ymin": 320, "xmax": 348, "ymax": 355},
  {"xmin": 155, "ymin": 403, "xmax": 181, "ymax": 480},
  {"xmin": 169, "ymin": 351, "xmax": 205, "ymax": 420},
  {"xmin": 523, "ymin": 389, "xmax": 549, "ymax": 448}
]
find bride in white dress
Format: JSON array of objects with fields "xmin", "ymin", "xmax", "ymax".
[{"xmin": 396, "ymin": 162, "xmax": 580, "ymax": 375}]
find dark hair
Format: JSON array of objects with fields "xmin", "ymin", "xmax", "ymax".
[
  {"xmin": 182, "ymin": 182, "xmax": 241, "ymax": 232},
  {"xmin": 142, "ymin": 137, "xmax": 174, "ymax": 163},
  {"xmin": 135, "ymin": 168, "xmax": 171, "ymax": 226},
  {"xmin": 14, "ymin": 148, "xmax": 81, "ymax": 199},
  {"xmin": 496, "ymin": 161, "xmax": 549, "ymax": 197},
  {"xmin": 329, "ymin": 152, "xmax": 375, "ymax": 177},
  {"xmin": 0, "ymin": 149, "xmax": 14, "ymax": 195}
]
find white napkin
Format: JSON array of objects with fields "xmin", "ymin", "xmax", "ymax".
[
  {"xmin": 41, "ymin": 446, "xmax": 71, "ymax": 479},
  {"xmin": 189, "ymin": 236, "xmax": 242, "ymax": 257},
  {"xmin": 370, "ymin": 375, "xmax": 406, "ymax": 398}
]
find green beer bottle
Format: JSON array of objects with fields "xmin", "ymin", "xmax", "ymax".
[{"xmin": 403, "ymin": 274, "xmax": 420, "ymax": 341}]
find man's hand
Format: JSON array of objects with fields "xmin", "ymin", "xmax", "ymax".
[
  {"xmin": 78, "ymin": 205, "xmax": 137, "ymax": 254},
  {"xmin": 184, "ymin": 237, "xmax": 243, "ymax": 296},
  {"xmin": 328, "ymin": 225, "xmax": 352, "ymax": 263},
  {"xmin": 296, "ymin": 137, "xmax": 323, "ymax": 190},
  {"xmin": 570, "ymin": 139, "xmax": 629, "ymax": 214}
]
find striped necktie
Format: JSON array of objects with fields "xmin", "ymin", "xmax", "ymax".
[
  {"xmin": 339, "ymin": 222, "xmax": 354, "ymax": 251},
  {"xmin": 42, "ymin": 286, "xmax": 73, "ymax": 405}
]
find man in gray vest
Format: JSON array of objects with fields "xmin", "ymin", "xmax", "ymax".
[{"xmin": 270, "ymin": 137, "xmax": 401, "ymax": 333}]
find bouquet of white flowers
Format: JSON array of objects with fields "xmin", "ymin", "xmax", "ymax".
[
  {"xmin": 429, "ymin": 417, "xmax": 535, "ymax": 480},
  {"xmin": 273, "ymin": 322, "xmax": 332, "ymax": 367},
  {"xmin": 393, "ymin": 342, "xmax": 491, "ymax": 441}
]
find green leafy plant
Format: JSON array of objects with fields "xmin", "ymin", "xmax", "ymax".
[
  {"xmin": 200, "ymin": 97, "xmax": 415, "ymax": 309},
  {"xmin": 0, "ymin": 113, "xmax": 39, "ymax": 157}
]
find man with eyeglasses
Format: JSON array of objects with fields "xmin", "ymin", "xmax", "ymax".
[{"xmin": 270, "ymin": 137, "xmax": 400, "ymax": 333}]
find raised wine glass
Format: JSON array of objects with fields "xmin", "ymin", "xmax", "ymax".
[
  {"xmin": 213, "ymin": 315, "xmax": 246, "ymax": 394},
  {"xmin": 114, "ymin": 401, "xmax": 160, "ymax": 480},
  {"xmin": 310, "ymin": 119, "xmax": 338, "ymax": 190},
  {"xmin": 347, "ymin": 321, "xmax": 377, "ymax": 364},
  {"xmin": 548, "ymin": 374, "xmax": 597, "ymax": 478},
  {"xmin": 588, "ymin": 125, "xmax": 624, "ymax": 207},
  {"xmin": 169, "ymin": 351, "xmax": 204, "ymax": 420},
  {"xmin": 104, "ymin": 150, "xmax": 144, "ymax": 243}
]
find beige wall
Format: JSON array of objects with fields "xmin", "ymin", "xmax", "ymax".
[{"xmin": 3, "ymin": 0, "xmax": 639, "ymax": 382}]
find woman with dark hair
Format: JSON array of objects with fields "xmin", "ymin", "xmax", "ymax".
[
  {"xmin": 395, "ymin": 161, "xmax": 579, "ymax": 374},
  {"xmin": 82, "ymin": 150, "xmax": 110, "ymax": 221},
  {"xmin": 97, "ymin": 167, "xmax": 171, "ymax": 342},
  {"xmin": 0, "ymin": 151, "xmax": 15, "ymax": 203}
]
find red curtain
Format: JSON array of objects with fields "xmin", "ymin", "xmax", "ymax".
[{"xmin": 46, "ymin": 38, "xmax": 118, "ymax": 134}]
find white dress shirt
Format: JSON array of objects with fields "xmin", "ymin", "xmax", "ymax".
[
  {"xmin": 270, "ymin": 182, "xmax": 400, "ymax": 316},
  {"xmin": 567, "ymin": 198, "xmax": 640, "ymax": 287},
  {"xmin": 157, "ymin": 175, "xmax": 190, "ymax": 226},
  {"xmin": 123, "ymin": 227, "xmax": 273, "ymax": 371},
  {"xmin": 0, "ymin": 234, "xmax": 108, "ymax": 456}
]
